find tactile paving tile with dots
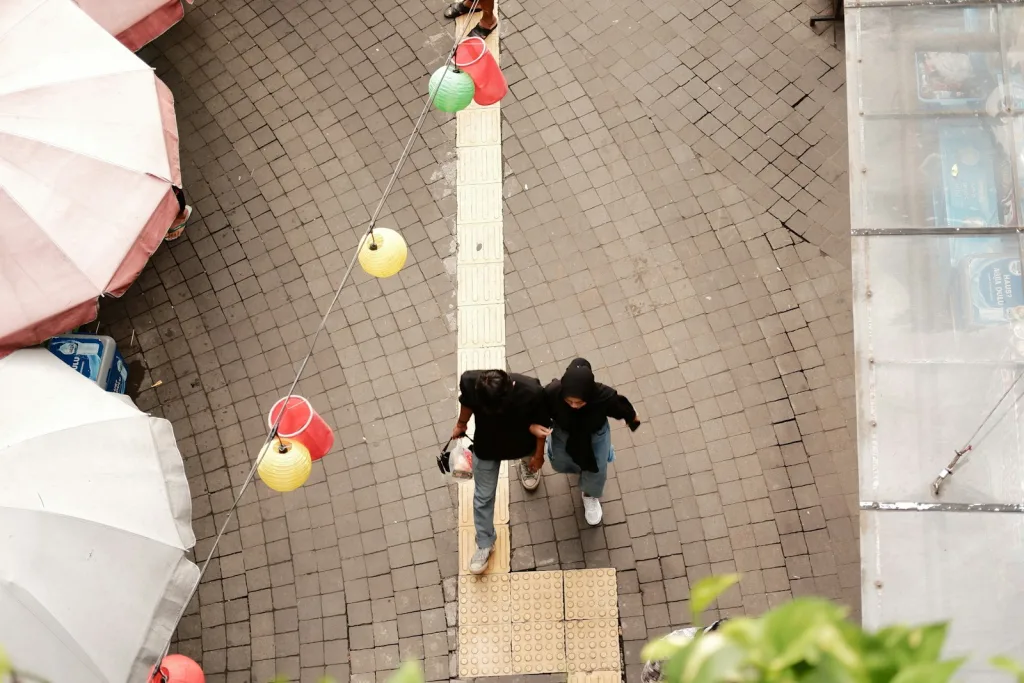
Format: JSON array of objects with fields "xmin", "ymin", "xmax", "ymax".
[
  {"xmin": 565, "ymin": 619, "xmax": 621, "ymax": 672},
  {"xmin": 568, "ymin": 672, "xmax": 623, "ymax": 683},
  {"xmin": 458, "ymin": 574, "xmax": 511, "ymax": 625},
  {"xmin": 459, "ymin": 623, "xmax": 514, "ymax": 677},
  {"xmin": 510, "ymin": 571, "xmax": 564, "ymax": 622},
  {"xmin": 511, "ymin": 621, "xmax": 567, "ymax": 674},
  {"xmin": 459, "ymin": 524, "xmax": 510, "ymax": 575},
  {"xmin": 564, "ymin": 568, "xmax": 619, "ymax": 620},
  {"xmin": 458, "ymin": 477, "xmax": 509, "ymax": 527}
]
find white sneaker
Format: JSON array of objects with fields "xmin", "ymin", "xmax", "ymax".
[
  {"xmin": 519, "ymin": 458, "xmax": 540, "ymax": 491},
  {"xmin": 583, "ymin": 495, "xmax": 602, "ymax": 526},
  {"xmin": 469, "ymin": 545, "xmax": 493, "ymax": 574}
]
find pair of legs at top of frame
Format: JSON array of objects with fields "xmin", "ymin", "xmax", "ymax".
[{"xmin": 442, "ymin": 0, "xmax": 497, "ymax": 39}]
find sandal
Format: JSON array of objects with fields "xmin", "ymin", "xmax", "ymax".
[
  {"xmin": 469, "ymin": 22, "xmax": 496, "ymax": 38},
  {"xmin": 443, "ymin": 2, "xmax": 481, "ymax": 19}
]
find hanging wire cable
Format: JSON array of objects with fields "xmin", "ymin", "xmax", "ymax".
[
  {"xmin": 932, "ymin": 369, "xmax": 1024, "ymax": 496},
  {"xmin": 152, "ymin": 4, "xmax": 485, "ymax": 672}
]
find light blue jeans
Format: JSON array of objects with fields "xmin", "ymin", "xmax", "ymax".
[
  {"xmin": 546, "ymin": 421, "xmax": 612, "ymax": 498},
  {"xmin": 472, "ymin": 455, "xmax": 502, "ymax": 549}
]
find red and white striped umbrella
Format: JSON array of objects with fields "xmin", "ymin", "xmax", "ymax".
[
  {"xmin": 0, "ymin": 0, "xmax": 183, "ymax": 355},
  {"xmin": 73, "ymin": 0, "xmax": 187, "ymax": 52}
]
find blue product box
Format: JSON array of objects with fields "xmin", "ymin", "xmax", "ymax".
[
  {"xmin": 957, "ymin": 254, "xmax": 1024, "ymax": 326},
  {"xmin": 934, "ymin": 126, "xmax": 1001, "ymax": 229},
  {"xmin": 48, "ymin": 334, "xmax": 128, "ymax": 394}
]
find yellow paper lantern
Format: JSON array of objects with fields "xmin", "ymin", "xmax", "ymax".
[
  {"xmin": 358, "ymin": 228, "xmax": 408, "ymax": 278},
  {"xmin": 258, "ymin": 437, "xmax": 312, "ymax": 492}
]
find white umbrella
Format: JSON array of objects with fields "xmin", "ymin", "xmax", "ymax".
[{"xmin": 0, "ymin": 349, "xmax": 199, "ymax": 683}]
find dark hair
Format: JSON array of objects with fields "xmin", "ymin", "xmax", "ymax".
[{"xmin": 475, "ymin": 369, "xmax": 512, "ymax": 414}]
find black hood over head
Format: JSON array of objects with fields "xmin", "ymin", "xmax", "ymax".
[
  {"xmin": 545, "ymin": 357, "xmax": 636, "ymax": 472},
  {"xmin": 560, "ymin": 358, "xmax": 596, "ymax": 401}
]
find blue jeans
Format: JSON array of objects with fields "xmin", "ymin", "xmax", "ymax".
[
  {"xmin": 472, "ymin": 455, "xmax": 502, "ymax": 549},
  {"xmin": 546, "ymin": 421, "xmax": 612, "ymax": 498}
]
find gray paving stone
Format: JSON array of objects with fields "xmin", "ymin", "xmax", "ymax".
[{"xmin": 96, "ymin": 0, "xmax": 855, "ymax": 678}]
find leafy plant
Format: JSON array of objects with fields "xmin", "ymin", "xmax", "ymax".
[
  {"xmin": 270, "ymin": 661, "xmax": 422, "ymax": 683},
  {"xmin": 6, "ymin": 588, "xmax": 1018, "ymax": 683},
  {"xmin": 642, "ymin": 574, "xmax": 1016, "ymax": 683}
]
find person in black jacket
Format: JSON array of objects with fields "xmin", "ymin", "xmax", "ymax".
[
  {"xmin": 542, "ymin": 358, "xmax": 641, "ymax": 525},
  {"xmin": 453, "ymin": 369, "xmax": 549, "ymax": 573}
]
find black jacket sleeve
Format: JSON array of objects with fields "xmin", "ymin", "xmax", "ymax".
[{"xmin": 602, "ymin": 385, "xmax": 638, "ymax": 427}]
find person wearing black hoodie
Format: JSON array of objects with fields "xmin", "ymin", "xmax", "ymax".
[{"xmin": 542, "ymin": 358, "xmax": 641, "ymax": 525}]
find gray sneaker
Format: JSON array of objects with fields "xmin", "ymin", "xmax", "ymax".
[
  {"xmin": 469, "ymin": 545, "xmax": 493, "ymax": 574},
  {"xmin": 519, "ymin": 458, "xmax": 540, "ymax": 491}
]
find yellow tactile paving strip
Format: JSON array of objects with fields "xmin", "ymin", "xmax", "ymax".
[
  {"xmin": 459, "ymin": 524, "xmax": 511, "ymax": 575},
  {"xmin": 459, "ymin": 574, "xmax": 511, "ymax": 626},
  {"xmin": 459, "ymin": 623, "xmax": 514, "ymax": 677},
  {"xmin": 565, "ymin": 619, "xmax": 622, "ymax": 673},
  {"xmin": 569, "ymin": 672, "xmax": 625, "ymax": 683},
  {"xmin": 458, "ymin": 477, "xmax": 509, "ymax": 527},
  {"xmin": 565, "ymin": 568, "xmax": 619, "ymax": 620},
  {"xmin": 511, "ymin": 571, "xmax": 564, "ymax": 622},
  {"xmin": 513, "ymin": 621, "xmax": 568, "ymax": 674},
  {"xmin": 457, "ymin": 566, "xmax": 624, "ymax": 674},
  {"xmin": 451, "ymin": 3, "xmax": 623, "ymax": 678}
]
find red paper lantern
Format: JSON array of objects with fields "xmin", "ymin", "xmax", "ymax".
[
  {"xmin": 150, "ymin": 654, "xmax": 205, "ymax": 683},
  {"xmin": 455, "ymin": 37, "xmax": 508, "ymax": 106},
  {"xmin": 268, "ymin": 395, "xmax": 334, "ymax": 461}
]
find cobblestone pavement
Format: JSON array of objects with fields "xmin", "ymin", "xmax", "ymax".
[{"xmin": 98, "ymin": 0, "xmax": 855, "ymax": 680}]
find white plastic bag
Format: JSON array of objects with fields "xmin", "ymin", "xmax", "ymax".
[{"xmin": 450, "ymin": 445, "xmax": 474, "ymax": 480}]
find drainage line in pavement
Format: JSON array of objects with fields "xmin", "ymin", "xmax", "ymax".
[{"xmin": 152, "ymin": 1, "xmax": 483, "ymax": 668}]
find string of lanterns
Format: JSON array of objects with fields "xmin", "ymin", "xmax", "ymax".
[
  {"xmin": 149, "ymin": 228, "xmax": 408, "ymax": 676},
  {"xmin": 428, "ymin": 35, "xmax": 508, "ymax": 113},
  {"xmin": 255, "ymin": 0, "xmax": 517, "ymax": 502},
  {"xmin": 150, "ymin": 3, "xmax": 505, "ymax": 679},
  {"xmin": 256, "ymin": 10, "xmax": 517, "ymax": 499}
]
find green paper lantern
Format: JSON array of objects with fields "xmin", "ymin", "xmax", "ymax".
[{"xmin": 428, "ymin": 65, "xmax": 475, "ymax": 113}]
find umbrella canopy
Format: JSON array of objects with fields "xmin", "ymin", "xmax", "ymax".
[
  {"xmin": 73, "ymin": 0, "xmax": 185, "ymax": 52},
  {"xmin": 0, "ymin": 349, "xmax": 199, "ymax": 683},
  {"xmin": 0, "ymin": 0, "xmax": 182, "ymax": 356}
]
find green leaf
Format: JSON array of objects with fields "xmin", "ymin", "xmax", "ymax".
[
  {"xmin": 795, "ymin": 652, "xmax": 862, "ymax": 683},
  {"xmin": 642, "ymin": 637, "xmax": 686, "ymax": 663},
  {"xmin": 890, "ymin": 659, "xmax": 965, "ymax": 683},
  {"xmin": 664, "ymin": 632, "xmax": 745, "ymax": 683},
  {"xmin": 388, "ymin": 660, "xmax": 424, "ymax": 683},
  {"xmin": 754, "ymin": 598, "xmax": 857, "ymax": 675},
  {"xmin": 762, "ymin": 599, "xmax": 838, "ymax": 648},
  {"xmin": 905, "ymin": 624, "xmax": 947, "ymax": 663},
  {"xmin": 690, "ymin": 574, "xmax": 740, "ymax": 622},
  {"xmin": 992, "ymin": 655, "xmax": 1024, "ymax": 682},
  {"xmin": 0, "ymin": 647, "xmax": 10, "ymax": 676}
]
